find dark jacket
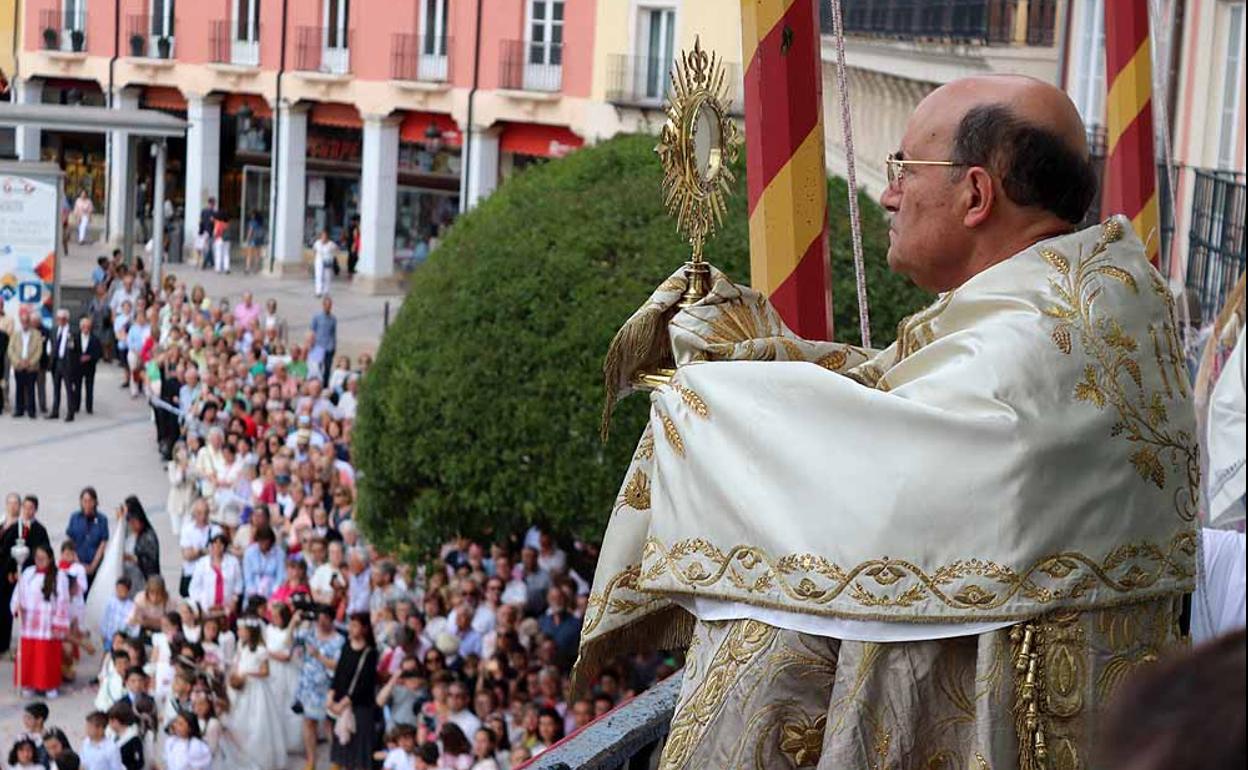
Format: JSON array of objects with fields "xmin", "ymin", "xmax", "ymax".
[
  {"xmin": 48, "ymin": 324, "xmax": 82, "ymax": 375},
  {"xmin": 80, "ymin": 332, "xmax": 103, "ymax": 368}
]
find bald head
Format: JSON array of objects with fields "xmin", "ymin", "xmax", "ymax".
[
  {"xmin": 915, "ymin": 76, "xmax": 1087, "ymax": 159},
  {"xmin": 881, "ymin": 75, "xmax": 1097, "ymax": 292}
]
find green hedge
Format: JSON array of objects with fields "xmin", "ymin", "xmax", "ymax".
[{"xmin": 353, "ymin": 133, "xmax": 930, "ymax": 558}]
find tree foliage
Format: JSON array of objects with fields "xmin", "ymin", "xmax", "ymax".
[{"xmin": 354, "ymin": 133, "xmax": 930, "ymax": 558}]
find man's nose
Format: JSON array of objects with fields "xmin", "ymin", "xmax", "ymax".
[{"xmin": 880, "ymin": 183, "xmax": 901, "ymax": 214}]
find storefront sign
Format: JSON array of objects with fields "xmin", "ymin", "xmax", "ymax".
[
  {"xmin": 0, "ymin": 172, "xmax": 59, "ymax": 327},
  {"xmin": 307, "ymin": 133, "xmax": 362, "ymax": 164}
]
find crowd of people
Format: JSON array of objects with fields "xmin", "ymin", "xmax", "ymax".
[{"xmin": 1, "ymin": 258, "xmax": 665, "ymax": 770}]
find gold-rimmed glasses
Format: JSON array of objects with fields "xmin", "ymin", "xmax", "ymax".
[{"xmin": 885, "ymin": 153, "xmax": 966, "ymax": 187}]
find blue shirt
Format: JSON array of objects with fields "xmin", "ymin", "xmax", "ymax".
[
  {"xmin": 101, "ymin": 596, "xmax": 135, "ymax": 649},
  {"xmin": 310, "ymin": 312, "xmax": 337, "ymax": 352},
  {"xmin": 66, "ymin": 510, "xmax": 110, "ymax": 565},
  {"xmin": 243, "ymin": 542, "xmax": 288, "ymax": 597}
]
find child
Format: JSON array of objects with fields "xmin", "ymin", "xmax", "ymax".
[
  {"xmin": 382, "ymin": 725, "xmax": 417, "ymax": 770},
  {"xmin": 6, "ymin": 739, "xmax": 41, "ymax": 770},
  {"xmin": 100, "ymin": 580, "xmax": 135, "ymax": 653},
  {"xmin": 113, "ymin": 301, "xmax": 132, "ymax": 390},
  {"xmin": 161, "ymin": 712, "xmax": 211, "ymax": 770},
  {"xmin": 414, "ymin": 743, "xmax": 440, "ymax": 770},
  {"xmin": 161, "ymin": 669, "xmax": 196, "ymax": 733},
  {"xmin": 41, "ymin": 729, "xmax": 71, "ymax": 767},
  {"xmin": 121, "ymin": 668, "xmax": 156, "ymax": 730},
  {"xmin": 58, "ymin": 542, "xmax": 91, "ymax": 681},
  {"xmin": 106, "ymin": 706, "xmax": 144, "ymax": 770},
  {"xmin": 80, "ymin": 712, "xmax": 124, "ymax": 770},
  {"xmin": 19, "ymin": 703, "xmax": 48, "ymax": 765},
  {"xmin": 95, "ymin": 648, "xmax": 130, "ymax": 712}
]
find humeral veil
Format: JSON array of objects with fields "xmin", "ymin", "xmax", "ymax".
[{"xmin": 577, "ymin": 218, "xmax": 1199, "ymax": 769}]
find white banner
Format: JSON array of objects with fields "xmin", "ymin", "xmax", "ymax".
[{"xmin": 0, "ymin": 174, "xmax": 59, "ymax": 328}]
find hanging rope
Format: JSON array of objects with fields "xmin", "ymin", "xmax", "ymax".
[{"xmin": 828, "ymin": 0, "xmax": 872, "ymax": 349}]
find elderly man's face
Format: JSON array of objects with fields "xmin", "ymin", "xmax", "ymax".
[{"xmin": 879, "ymin": 95, "xmax": 971, "ymax": 292}]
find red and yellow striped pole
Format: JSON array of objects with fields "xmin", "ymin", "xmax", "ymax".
[
  {"xmin": 740, "ymin": 0, "xmax": 832, "ymax": 339},
  {"xmin": 1103, "ymin": 0, "xmax": 1160, "ymax": 265}
]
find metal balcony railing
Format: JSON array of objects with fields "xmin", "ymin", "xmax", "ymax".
[
  {"xmin": 39, "ymin": 6, "xmax": 87, "ymax": 52},
  {"xmin": 390, "ymin": 34, "xmax": 452, "ymax": 82},
  {"xmin": 500, "ymin": 39, "xmax": 564, "ymax": 93},
  {"xmin": 516, "ymin": 674, "xmax": 680, "ymax": 770},
  {"xmin": 295, "ymin": 26, "xmax": 352, "ymax": 74},
  {"xmin": 125, "ymin": 14, "xmax": 175, "ymax": 59},
  {"xmin": 605, "ymin": 54, "xmax": 743, "ymax": 115},
  {"xmin": 1186, "ymin": 168, "xmax": 1247, "ymax": 325},
  {"xmin": 209, "ymin": 19, "xmax": 261, "ymax": 66},
  {"xmin": 820, "ymin": 0, "xmax": 1054, "ymax": 46}
]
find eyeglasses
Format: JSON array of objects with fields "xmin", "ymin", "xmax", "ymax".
[{"xmin": 885, "ymin": 153, "xmax": 966, "ymax": 187}]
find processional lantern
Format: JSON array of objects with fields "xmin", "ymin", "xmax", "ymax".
[{"xmin": 657, "ymin": 36, "xmax": 741, "ymax": 307}]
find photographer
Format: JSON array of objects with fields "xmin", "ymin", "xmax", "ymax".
[{"xmin": 292, "ymin": 603, "xmax": 344, "ymax": 770}]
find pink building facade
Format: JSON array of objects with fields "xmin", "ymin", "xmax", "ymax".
[{"xmin": 12, "ymin": 0, "xmax": 597, "ymax": 290}]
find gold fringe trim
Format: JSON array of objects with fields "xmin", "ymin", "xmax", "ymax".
[
  {"xmin": 601, "ymin": 305, "xmax": 668, "ymax": 441},
  {"xmin": 1011, "ymin": 621, "xmax": 1049, "ymax": 770},
  {"xmin": 570, "ymin": 604, "xmax": 695, "ymax": 699}
]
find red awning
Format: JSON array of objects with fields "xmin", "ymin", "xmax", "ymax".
[
  {"xmin": 499, "ymin": 122, "xmax": 584, "ymax": 158},
  {"xmin": 310, "ymin": 102, "xmax": 363, "ymax": 130},
  {"xmin": 142, "ymin": 86, "xmax": 188, "ymax": 113},
  {"xmin": 399, "ymin": 111, "xmax": 462, "ymax": 147},
  {"xmin": 223, "ymin": 93, "xmax": 273, "ymax": 119}
]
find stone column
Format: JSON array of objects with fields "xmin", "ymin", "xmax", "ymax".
[
  {"xmin": 107, "ymin": 87, "xmax": 141, "ymax": 245},
  {"xmin": 464, "ymin": 125, "xmax": 501, "ymax": 210},
  {"xmin": 183, "ymin": 94, "xmax": 222, "ymax": 256},
  {"xmin": 13, "ymin": 78, "xmax": 43, "ymax": 161},
  {"xmin": 270, "ymin": 102, "xmax": 308, "ymax": 275},
  {"xmin": 356, "ymin": 114, "xmax": 401, "ymax": 293}
]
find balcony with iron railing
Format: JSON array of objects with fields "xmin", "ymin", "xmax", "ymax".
[
  {"xmin": 38, "ymin": 7, "xmax": 87, "ymax": 53},
  {"xmin": 605, "ymin": 53, "xmax": 743, "ymax": 115},
  {"xmin": 1186, "ymin": 168, "xmax": 1246, "ymax": 324},
  {"xmin": 820, "ymin": 0, "xmax": 1058, "ymax": 46},
  {"xmin": 295, "ymin": 26, "xmax": 352, "ymax": 75},
  {"xmin": 500, "ymin": 39, "xmax": 564, "ymax": 93},
  {"xmin": 126, "ymin": 14, "xmax": 176, "ymax": 60},
  {"xmin": 390, "ymin": 34, "xmax": 452, "ymax": 83},
  {"xmin": 209, "ymin": 19, "xmax": 262, "ymax": 67}
]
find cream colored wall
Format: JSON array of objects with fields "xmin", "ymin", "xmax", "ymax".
[
  {"xmin": 0, "ymin": 0, "xmax": 15, "ymax": 89},
  {"xmin": 587, "ymin": 0, "xmax": 741, "ymax": 139}
]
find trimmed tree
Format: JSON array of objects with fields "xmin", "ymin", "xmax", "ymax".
[{"xmin": 353, "ymin": 133, "xmax": 930, "ymax": 559}]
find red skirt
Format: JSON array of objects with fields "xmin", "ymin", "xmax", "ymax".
[{"xmin": 15, "ymin": 637, "xmax": 63, "ymax": 691}]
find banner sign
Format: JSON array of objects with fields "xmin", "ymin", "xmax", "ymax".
[{"xmin": 0, "ymin": 172, "xmax": 59, "ymax": 329}]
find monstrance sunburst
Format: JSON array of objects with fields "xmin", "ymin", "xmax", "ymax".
[{"xmin": 656, "ymin": 36, "xmax": 742, "ymax": 307}]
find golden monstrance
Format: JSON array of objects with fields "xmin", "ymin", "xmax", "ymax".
[{"xmin": 657, "ymin": 36, "xmax": 742, "ymax": 307}]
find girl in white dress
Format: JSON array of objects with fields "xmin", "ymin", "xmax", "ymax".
[
  {"xmin": 163, "ymin": 712, "xmax": 212, "ymax": 770},
  {"xmin": 167, "ymin": 446, "xmax": 195, "ymax": 536},
  {"xmin": 263, "ymin": 604, "xmax": 303, "ymax": 753},
  {"xmin": 225, "ymin": 617, "xmax": 288, "ymax": 770},
  {"xmin": 192, "ymin": 686, "xmax": 260, "ymax": 770}
]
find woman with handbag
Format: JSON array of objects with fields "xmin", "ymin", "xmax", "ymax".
[{"xmin": 327, "ymin": 612, "xmax": 379, "ymax": 770}]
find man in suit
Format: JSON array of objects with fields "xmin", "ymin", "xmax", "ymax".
[
  {"xmin": 47, "ymin": 308, "xmax": 82, "ymax": 421},
  {"xmin": 76, "ymin": 315, "xmax": 104, "ymax": 415},
  {"xmin": 7, "ymin": 307, "xmax": 44, "ymax": 419},
  {"xmin": 0, "ymin": 494, "xmax": 52, "ymax": 655}
]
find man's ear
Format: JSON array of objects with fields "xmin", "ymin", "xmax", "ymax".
[{"xmin": 962, "ymin": 167, "xmax": 995, "ymax": 228}]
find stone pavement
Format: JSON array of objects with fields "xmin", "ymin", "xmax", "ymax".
[{"xmin": 0, "ymin": 239, "xmax": 398, "ymax": 764}]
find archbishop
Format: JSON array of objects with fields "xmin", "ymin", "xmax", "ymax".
[{"xmin": 578, "ymin": 76, "xmax": 1199, "ymax": 770}]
